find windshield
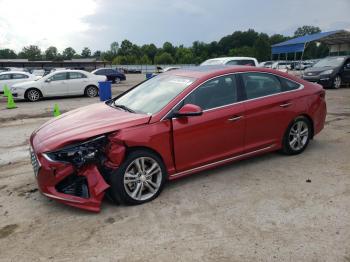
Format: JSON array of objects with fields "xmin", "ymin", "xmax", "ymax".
[
  {"xmin": 313, "ymin": 57, "xmax": 345, "ymax": 68},
  {"xmin": 113, "ymin": 74, "xmax": 196, "ymax": 115}
]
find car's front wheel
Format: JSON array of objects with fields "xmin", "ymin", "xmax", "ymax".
[
  {"xmin": 25, "ymin": 88, "xmax": 41, "ymax": 102},
  {"xmin": 282, "ymin": 116, "xmax": 311, "ymax": 155},
  {"xmin": 332, "ymin": 75, "xmax": 342, "ymax": 89},
  {"xmin": 109, "ymin": 150, "xmax": 167, "ymax": 205}
]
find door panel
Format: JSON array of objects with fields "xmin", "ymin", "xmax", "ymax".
[
  {"xmin": 44, "ymin": 72, "xmax": 68, "ymax": 96},
  {"xmin": 172, "ymin": 104, "xmax": 245, "ymax": 172},
  {"xmin": 67, "ymin": 72, "xmax": 87, "ymax": 94},
  {"xmin": 240, "ymin": 72, "xmax": 302, "ymax": 151},
  {"xmin": 172, "ymin": 74, "xmax": 245, "ymax": 172}
]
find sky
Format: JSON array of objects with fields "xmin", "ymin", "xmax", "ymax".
[{"xmin": 0, "ymin": 0, "xmax": 349, "ymax": 53}]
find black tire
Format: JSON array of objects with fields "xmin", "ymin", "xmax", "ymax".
[
  {"xmin": 115, "ymin": 77, "xmax": 121, "ymax": 84},
  {"xmin": 282, "ymin": 116, "xmax": 311, "ymax": 155},
  {"xmin": 332, "ymin": 75, "xmax": 342, "ymax": 89},
  {"xmin": 85, "ymin": 85, "xmax": 98, "ymax": 97},
  {"xmin": 109, "ymin": 150, "xmax": 167, "ymax": 205},
  {"xmin": 25, "ymin": 88, "xmax": 42, "ymax": 102}
]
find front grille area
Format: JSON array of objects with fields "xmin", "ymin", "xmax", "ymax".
[
  {"xmin": 30, "ymin": 147, "xmax": 40, "ymax": 176},
  {"xmin": 56, "ymin": 174, "xmax": 90, "ymax": 199}
]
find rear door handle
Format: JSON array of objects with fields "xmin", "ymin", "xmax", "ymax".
[
  {"xmin": 280, "ymin": 102, "xmax": 292, "ymax": 108},
  {"xmin": 228, "ymin": 115, "xmax": 243, "ymax": 122}
]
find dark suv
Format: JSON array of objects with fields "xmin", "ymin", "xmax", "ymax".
[
  {"xmin": 92, "ymin": 68, "xmax": 126, "ymax": 83},
  {"xmin": 302, "ymin": 56, "xmax": 350, "ymax": 89}
]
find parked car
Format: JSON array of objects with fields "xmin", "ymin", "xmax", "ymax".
[
  {"xmin": 29, "ymin": 66, "xmax": 326, "ymax": 212},
  {"xmin": 258, "ymin": 61, "xmax": 273, "ymax": 68},
  {"xmin": 11, "ymin": 70, "xmax": 106, "ymax": 101},
  {"xmin": 30, "ymin": 69, "xmax": 46, "ymax": 77},
  {"xmin": 200, "ymin": 57, "xmax": 258, "ymax": 66},
  {"xmin": 92, "ymin": 68, "xmax": 126, "ymax": 83},
  {"xmin": 271, "ymin": 61, "xmax": 293, "ymax": 71},
  {"xmin": 0, "ymin": 71, "xmax": 39, "ymax": 93},
  {"xmin": 302, "ymin": 56, "xmax": 350, "ymax": 89}
]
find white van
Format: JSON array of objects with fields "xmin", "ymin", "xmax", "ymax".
[{"xmin": 200, "ymin": 57, "xmax": 258, "ymax": 66}]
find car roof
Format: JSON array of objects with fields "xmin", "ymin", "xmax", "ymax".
[
  {"xmin": 166, "ymin": 65, "xmax": 291, "ymax": 80},
  {"xmin": 0, "ymin": 71, "xmax": 30, "ymax": 75}
]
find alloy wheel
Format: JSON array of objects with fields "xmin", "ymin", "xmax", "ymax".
[
  {"xmin": 288, "ymin": 121, "xmax": 309, "ymax": 151},
  {"xmin": 27, "ymin": 90, "xmax": 40, "ymax": 101},
  {"xmin": 86, "ymin": 86, "xmax": 98, "ymax": 97},
  {"xmin": 123, "ymin": 157, "xmax": 162, "ymax": 201},
  {"xmin": 115, "ymin": 77, "xmax": 121, "ymax": 84},
  {"xmin": 333, "ymin": 75, "xmax": 341, "ymax": 89}
]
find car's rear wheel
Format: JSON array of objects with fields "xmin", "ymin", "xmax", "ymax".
[
  {"xmin": 109, "ymin": 150, "xmax": 166, "ymax": 205},
  {"xmin": 282, "ymin": 116, "xmax": 311, "ymax": 155},
  {"xmin": 115, "ymin": 77, "xmax": 121, "ymax": 84},
  {"xmin": 85, "ymin": 85, "xmax": 98, "ymax": 97},
  {"xmin": 25, "ymin": 88, "xmax": 41, "ymax": 102},
  {"xmin": 332, "ymin": 75, "xmax": 342, "ymax": 89}
]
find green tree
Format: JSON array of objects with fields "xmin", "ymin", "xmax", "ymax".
[
  {"xmin": 163, "ymin": 42, "xmax": 175, "ymax": 56},
  {"xmin": 294, "ymin": 25, "xmax": 321, "ymax": 37},
  {"xmin": 119, "ymin": 39, "xmax": 133, "ymax": 56},
  {"xmin": 154, "ymin": 52, "xmax": 174, "ymax": 64},
  {"xmin": 138, "ymin": 54, "xmax": 152, "ymax": 64},
  {"xmin": 81, "ymin": 47, "xmax": 91, "ymax": 58},
  {"xmin": 18, "ymin": 45, "xmax": 42, "ymax": 60},
  {"xmin": 62, "ymin": 47, "xmax": 76, "ymax": 60},
  {"xmin": 254, "ymin": 33, "xmax": 270, "ymax": 61},
  {"xmin": 229, "ymin": 46, "xmax": 255, "ymax": 57},
  {"xmin": 175, "ymin": 47, "xmax": 194, "ymax": 64},
  {"xmin": 110, "ymin": 42, "xmax": 119, "ymax": 56},
  {"xmin": 141, "ymin": 44, "xmax": 158, "ymax": 63},
  {"xmin": 45, "ymin": 46, "xmax": 58, "ymax": 60},
  {"xmin": 269, "ymin": 34, "xmax": 289, "ymax": 45},
  {"xmin": 0, "ymin": 49, "xmax": 17, "ymax": 59},
  {"xmin": 93, "ymin": 50, "xmax": 102, "ymax": 59}
]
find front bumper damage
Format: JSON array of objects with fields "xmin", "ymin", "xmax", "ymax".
[{"xmin": 31, "ymin": 134, "xmax": 126, "ymax": 212}]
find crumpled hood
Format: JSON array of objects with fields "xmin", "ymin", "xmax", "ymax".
[{"xmin": 31, "ymin": 102, "xmax": 151, "ymax": 153}]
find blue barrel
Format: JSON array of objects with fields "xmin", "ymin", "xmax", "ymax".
[
  {"xmin": 98, "ymin": 81, "xmax": 112, "ymax": 101},
  {"xmin": 146, "ymin": 73, "xmax": 154, "ymax": 79}
]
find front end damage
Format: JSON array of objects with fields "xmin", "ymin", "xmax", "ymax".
[{"xmin": 32, "ymin": 134, "xmax": 126, "ymax": 212}]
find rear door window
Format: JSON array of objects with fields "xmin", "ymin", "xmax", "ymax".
[
  {"xmin": 241, "ymin": 72, "xmax": 282, "ymax": 99},
  {"xmin": 12, "ymin": 74, "xmax": 29, "ymax": 79},
  {"xmin": 0, "ymin": 74, "xmax": 11, "ymax": 80},
  {"xmin": 69, "ymin": 72, "xmax": 87, "ymax": 79}
]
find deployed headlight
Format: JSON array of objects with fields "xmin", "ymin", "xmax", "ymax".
[
  {"xmin": 44, "ymin": 135, "xmax": 107, "ymax": 166},
  {"xmin": 321, "ymin": 69, "xmax": 333, "ymax": 75}
]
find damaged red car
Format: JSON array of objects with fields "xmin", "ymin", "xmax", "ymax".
[{"xmin": 30, "ymin": 66, "xmax": 326, "ymax": 212}]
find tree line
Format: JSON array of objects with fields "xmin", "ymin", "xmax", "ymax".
[{"xmin": 0, "ymin": 25, "xmax": 328, "ymax": 65}]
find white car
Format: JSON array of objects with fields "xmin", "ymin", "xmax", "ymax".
[
  {"xmin": 200, "ymin": 57, "xmax": 258, "ymax": 66},
  {"xmin": 0, "ymin": 71, "xmax": 39, "ymax": 93},
  {"xmin": 11, "ymin": 70, "xmax": 106, "ymax": 102}
]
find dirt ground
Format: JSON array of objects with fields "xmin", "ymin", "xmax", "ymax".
[{"xmin": 0, "ymin": 74, "xmax": 349, "ymax": 262}]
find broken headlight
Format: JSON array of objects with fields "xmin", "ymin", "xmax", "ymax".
[{"xmin": 44, "ymin": 135, "xmax": 107, "ymax": 167}]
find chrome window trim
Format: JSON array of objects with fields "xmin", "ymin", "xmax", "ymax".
[
  {"xmin": 161, "ymin": 71, "xmax": 304, "ymax": 120},
  {"xmin": 170, "ymin": 144, "xmax": 275, "ymax": 178}
]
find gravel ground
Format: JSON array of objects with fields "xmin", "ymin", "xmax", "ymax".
[{"xmin": 0, "ymin": 74, "xmax": 349, "ymax": 262}]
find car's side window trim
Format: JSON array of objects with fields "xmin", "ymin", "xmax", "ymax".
[{"xmin": 162, "ymin": 71, "xmax": 304, "ymax": 121}]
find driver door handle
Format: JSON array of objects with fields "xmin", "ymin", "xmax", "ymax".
[
  {"xmin": 280, "ymin": 102, "xmax": 292, "ymax": 108},
  {"xmin": 228, "ymin": 115, "xmax": 243, "ymax": 122}
]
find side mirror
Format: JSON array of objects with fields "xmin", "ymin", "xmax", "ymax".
[
  {"xmin": 174, "ymin": 104, "xmax": 203, "ymax": 118},
  {"xmin": 45, "ymin": 78, "xmax": 51, "ymax": 83},
  {"xmin": 345, "ymin": 63, "xmax": 350, "ymax": 69}
]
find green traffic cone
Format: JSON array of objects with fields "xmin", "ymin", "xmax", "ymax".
[
  {"xmin": 6, "ymin": 92, "xmax": 17, "ymax": 109},
  {"xmin": 3, "ymin": 85, "xmax": 9, "ymax": 97},
  {"xmin": 53, "ymin": 104, "xmax": 61, "ymax": 117}
]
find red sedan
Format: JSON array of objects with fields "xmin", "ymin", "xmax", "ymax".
[{"xmin": 30, "ymin": 66, "xmax": 327, "ymax": 212}]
